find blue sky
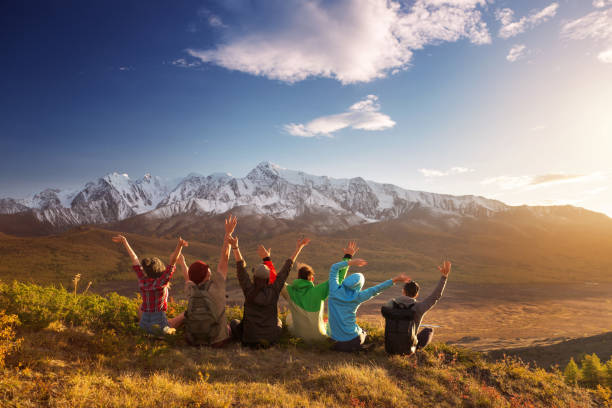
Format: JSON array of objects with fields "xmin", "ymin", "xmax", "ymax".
[{"xmin": 1, "ymin": 0, "xmax": 612, "ymax": 215}]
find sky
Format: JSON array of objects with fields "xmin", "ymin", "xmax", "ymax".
[{"xmin": 1, "ymin": 0, "xmax": 612, "ymax": 216}]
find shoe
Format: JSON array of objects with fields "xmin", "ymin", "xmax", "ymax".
[{"xmin": 163, "ymin": 326, "xmax": 176, "ymax": 335}]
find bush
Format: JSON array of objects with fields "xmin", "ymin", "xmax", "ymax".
[
  {"xmin": 0, "ymin": 310, "xmax": 21, "ymax": 367},
  {"xmin": 564, "ymin": 357, "xmax": 580, "ymax": 385},
  {"xmin": 581, "ymin": 353, "xmax": 605, "ymax": 388},
  {"xmin": 0, "ymin": 280, "xmax": 140, "ymax": 333},
  {"xmin": 563, "ymin": 352, "xmax": 612, "ymax": 393}
]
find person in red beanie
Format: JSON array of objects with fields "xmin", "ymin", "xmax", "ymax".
[{"xmin": 177, "ymin": 214, "xmax": 237, "ymax": 347}]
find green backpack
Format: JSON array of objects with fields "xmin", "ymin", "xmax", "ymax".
[{"xmin": 185, "ymin": 281, "xmax": 220, "ymax": 346}]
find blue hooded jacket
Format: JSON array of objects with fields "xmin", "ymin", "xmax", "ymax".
[{"xmin": 327, "ymin": 261, "xmax": 393, "ymax": 342}]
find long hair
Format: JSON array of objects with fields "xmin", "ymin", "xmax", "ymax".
[{"xmin": 141, "ymin": 257, "xmax": 165, "ymax": 278}]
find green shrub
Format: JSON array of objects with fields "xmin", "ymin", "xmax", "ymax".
[
  {"xmin": 0, "ymin": 281, "xmax": 140, "ymax": 333},
  {"xmin": 564, "ymin": 357, "xmax": 580, "ymax": 385},
  {"xmin": 580, "ymin": 353, "xmax": 605, "ymax": 388}
]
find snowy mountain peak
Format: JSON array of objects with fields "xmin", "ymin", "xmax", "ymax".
[{"xmin": 1, "ymin": 164, "xmax": 510, "ymax": 229}]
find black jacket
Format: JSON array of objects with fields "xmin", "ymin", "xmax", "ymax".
[{"xmin": 236, "ymin": 258, "xmax": 292, "ymax": 344}]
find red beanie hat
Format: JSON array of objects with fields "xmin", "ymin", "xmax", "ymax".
[{"xmin": 188, "ymin": 261, "xmax": 211, "ymax": 285}]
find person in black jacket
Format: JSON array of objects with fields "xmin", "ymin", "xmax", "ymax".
[{"xmin": 228, "ymin": 234, "xmax": 310, "ymax": 347}]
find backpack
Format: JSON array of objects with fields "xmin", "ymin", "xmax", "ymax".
[
  {"xmin": 185, "ymin": 281, "xmax": 220, "ymax": 346},
  {"xmin": 381, "ymin": 300, "xmax": 418, "ymax": 355}
]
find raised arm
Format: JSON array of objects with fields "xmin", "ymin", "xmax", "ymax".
[
  {"xmin": 169, "ymin": 237, "xmax": 189, "ymax": 266},
  {"xmin": 228, "ymin": 235, "xmax": 252, "ymax": 293},
  {"xmin": 356, "ymin": 272, "xmax": 410, "ymax": 303},
  {"xmin": 112, "ymin": 235, "xmax": 139, "ymax": 266},
  {"xmin": 314, "ymin": 241, "xmax": 360, "ymax": 299},
  {"xmin": 418, "ymin": 261, "xmax": 451, "ymax": 313},
  {"xmin": 227, "ymin": 234, "xmax": 243, "ymax": 263},
  {"xmin": 339, "ymin": 241, "xmax": 359, "ymax": 284},
  {"xmin": 177, "ymin": 254, "xmax": 189, "ymax": 281},
  {"xmin": 218, "ymin": 215, "xmax": 237, "ymax": 278},
  {"xmin": 290, "ymin": 238, "xmax": 310, "ymax": 263},
  {"xmin": 271, "ymin": 238, "xmax": 308, "ymax": 292}
]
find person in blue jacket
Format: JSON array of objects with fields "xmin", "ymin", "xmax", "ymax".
[{"xmin": 327, "ymin": 256, "xmax": 411, "ymax": 352}]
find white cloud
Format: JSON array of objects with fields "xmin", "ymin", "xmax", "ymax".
[
  {"xmin": 118, "ymin": 66, "xmax": 133, "ymax": 71},
  {"xmin": 561, "ymin": 9, "xmax": 612, "ymax": 41},
  {"xmin": 481, "ymin": 173, "xmax": 604, "ymax": 190},
  {"xmin": 598, "ymin": 48, "xmax": 612, "ymax": 63},
  {"xmin": 419, "ymin": 166, "xmax": 475, "ymax": 177},
  {"xmin": 506, "ymin": 44, "xmax": 527, "ymax": 62},
  {"xmin": 283, "ymin": 95, "xmax": 395, "ymax": 137},
  {"xmin": 496, "ymin": 3, "xmax": 559, "ymax": 39},
  {"xmin": 171, "ymin": 58, "xmax": 202, "ymax": 68},
  {"xmin": 561, "ymin": 9, "xmax": 612, "ymax": 64},
  {"xmin": 186, "ymin": 0, "xmax": 491, "ymax": 84},
  {"xmin": 593, "ymin": 0, "xmax": 612, "ymax": 8}
]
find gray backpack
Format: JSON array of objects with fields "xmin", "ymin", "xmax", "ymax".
[{"xmin": 185, "ymin": 281, "xmax": 220, "ymax": 346}]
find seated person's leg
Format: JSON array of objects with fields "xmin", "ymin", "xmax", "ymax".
[
  {"xmin": 416, "ymin": 327, "xmax": 434, "ymax": 350},
  {"xmin": 332, "ymin": 334, "xmax": 364, "ymax": 352},
  {"xmin": 140, "ymin": 311, "xmax": 172, "ymax": 335},
  {"xmin": 230, "ymin": 319, "xmax": 243, "ymax": 340},
  {"xmin": 168, "ymin": 311, "xmax": 185, "ymax": 328}
]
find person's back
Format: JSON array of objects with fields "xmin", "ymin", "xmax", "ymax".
[
  {"xmin": 382, "ymin": 260, "xmax": 451, "ymax": 353},
  {"xmin": 183, "ymin": 263, "xmax": 228, "ymax": 347},
  {"xmin": 228, "ymin": 235, "xmax": 310, "ymax": 347},
  {"xmin": 281, "ymin": 250, "xmax": 352, "ymax": 342},
  {"xmin": 181, "ymin": 215, "xmax": 237, "ymax": 347},
  {"xmin": 327, "ymin": 258, "xmax": 410, "ymax": 351},
  {"xmin": 240, "ymin": 259, "xmax": 291, "ymax": 344}
]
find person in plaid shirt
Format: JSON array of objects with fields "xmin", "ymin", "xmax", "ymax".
[{"xmin": 112, "ymin": 234, "xmax": 188, "ymax": 335}]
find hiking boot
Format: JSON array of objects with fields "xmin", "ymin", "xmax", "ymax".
[{"xmin": 163, "ymin": 326, "xmax": 176, "ymax": 335}]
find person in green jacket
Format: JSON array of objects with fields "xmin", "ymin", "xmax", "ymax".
[{"xmin": 280, "ymin": 241, "xmax": 358, "ymax": 342}]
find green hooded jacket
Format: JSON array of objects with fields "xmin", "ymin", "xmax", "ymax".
[{"xmin": 281, "ymin": 257, "xmax": 349, "ymax": 342}]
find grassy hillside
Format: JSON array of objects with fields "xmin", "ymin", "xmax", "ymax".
[{"xmin": 0, "ymin": 281, "xmax": 600, "ymax": 407}]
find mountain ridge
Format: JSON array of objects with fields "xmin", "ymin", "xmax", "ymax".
[{"xmin": 0, "ymin": 162, "xmax": 607, "ymax": 236}]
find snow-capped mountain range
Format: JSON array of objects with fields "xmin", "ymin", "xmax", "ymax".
[{"xmin": 0, "ymin": 162, "xmax": 509, "ymax": 228}]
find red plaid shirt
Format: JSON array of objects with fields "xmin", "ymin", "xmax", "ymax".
[{"xmin": 133, "ymin": 264, "xmax": 175, "ymax": 312}]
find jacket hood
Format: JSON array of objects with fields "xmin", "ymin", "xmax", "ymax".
[
  {"xmin": 342, "ymin": 273, "xmax": 364, "ymax": 292},
  {"xmin": 288, "ymin": 278, "xmax": 315, "ymax": 292}
]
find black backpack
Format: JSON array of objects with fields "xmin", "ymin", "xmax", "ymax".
[
  {"xmin": 381, "ymin": 300, "xmax": 418, "ymax": 355},
  {"xmin": 185, "ymin": 281, "xmax": 220, "ymax": 346}
]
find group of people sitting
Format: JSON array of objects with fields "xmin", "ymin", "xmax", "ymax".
[{"xmin": 112, "ymin": 215, "xmax": 451, "ymax": 354}]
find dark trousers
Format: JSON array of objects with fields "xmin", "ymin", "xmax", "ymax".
[
  {"xmin": 230, "ymin": 319, "xmax": 242, "ymax": 340},
  {"xmin": 417, "ymin": 327, "xmax": 434, "ymax": 350},
  {"xmin": 229, "ymin": 318, "xmax": 275, "ymax": 349},
  {"xmin": 332, "ymin": 331, "xmax": 367, "ymax": 352}
]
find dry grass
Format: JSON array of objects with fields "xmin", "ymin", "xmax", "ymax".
[{"xmin": 0, "ymin": 319, "xmax": 597, "ymax": 407}]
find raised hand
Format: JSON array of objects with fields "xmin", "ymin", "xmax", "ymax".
[
  {"xmin": 347, "ymin": 258, "xmax": 367, "ymax": 267},
  {"xmin": 112, "ymin": 234, "xmax": 138, "ymax": 265},
  {"xmin": 392, "ymin": 273, "xmax": 411, "ymax": 284},
  {"xmin": 343, "ymin": 241, "xmax": 359, "ymax": 256},
  {"xmin": 257, "ymin": 244, "xmax": 271, "ymax": 259},
  {"xmin": 438, "ymin": 260, "xmax": 451, "ymax": 277},
  {"xmin": 297, "ymin": 237, "xmax": 311, "ymax": 248},
  {"xmin": 178, "ymin": 237, "xmax": 189, "ymax": 248},
  {"xmin": 225, "ymin": 214, "xmax": 238, "ymax": 236},
  {"xmin": 227, "ymin": 235, "xmax": 239, "ymax": 248},
  {"xmin": 112, "ymin": 235, "xmax": 126, "ymax": 243}
]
